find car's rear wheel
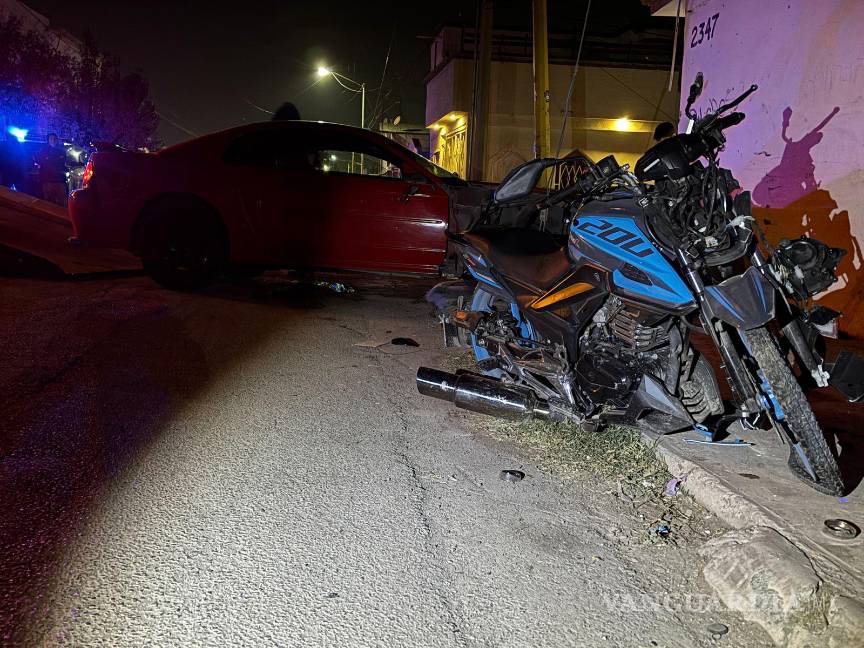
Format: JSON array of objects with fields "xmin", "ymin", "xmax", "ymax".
[{"xmin": 138, "ymin": 207, "xmax": 228, "ymax": 290}]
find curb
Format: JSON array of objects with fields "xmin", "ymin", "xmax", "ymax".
[{"xmin": 645, "ymin": 432, "xmax": 864, "ymax": 646}]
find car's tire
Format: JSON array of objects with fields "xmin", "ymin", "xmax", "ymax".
[
  {"xmin": 137, "ymin": 205, "xmax": 228, "ymax": 290},
  {"xmin": 746, "ymin": 326, "xmax": 845, "ymax": 495}
]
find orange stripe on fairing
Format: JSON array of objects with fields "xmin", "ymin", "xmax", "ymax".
[{"xmin": 530, "ymin": 282, "xmax": 593, "ymax": 309}]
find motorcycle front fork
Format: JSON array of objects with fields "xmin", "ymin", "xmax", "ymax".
[
  {"xmin": 676, "ymin": 249, "xmax": 762, "ymax": 416},
  {"xmin": 677, "ymin": 250, "xmax": 819, "ymax": 477}
]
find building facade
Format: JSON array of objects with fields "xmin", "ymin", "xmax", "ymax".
[
  {"xmin": 653, "ymin": 0, "xmax": 864, "ymax": 337},
  {"xmin": 425, "ymin": 24, "xmax": 680, "ymax": 183}
]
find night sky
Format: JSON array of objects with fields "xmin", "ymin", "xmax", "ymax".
[{"xmin": 26, "ymin": 0, "xmax": 658, "ymax": 146}]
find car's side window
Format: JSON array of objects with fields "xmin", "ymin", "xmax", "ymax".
[
  {"xmin": 316, "ymin": 149, "xmax": 402, "ymax": 179},
  {"xmin": 224, "ymin": 130, "xmax": 310, "ymax": 171},
  {"xmin": 310, "ymin": 135, "xmax": 403, "ymax": 180}
]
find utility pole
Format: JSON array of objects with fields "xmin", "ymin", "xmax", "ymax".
[
  {"xmin": 469, "ymin": 0, "xmax": 493, "ymax": 182},
  {"xmin": 532, "ymin": 0, "xmax": 551, "ymax": 161}
]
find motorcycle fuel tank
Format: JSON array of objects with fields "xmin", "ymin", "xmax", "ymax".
[{"xmin": 568, "ymin": 200, "xmax": 696, "ymax": 313}]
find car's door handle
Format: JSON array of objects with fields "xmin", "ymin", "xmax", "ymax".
[{"xmin": 399, "ymin": 184, "xmax": 431, "ymax": 202}]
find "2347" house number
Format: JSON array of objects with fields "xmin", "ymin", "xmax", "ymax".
[{"xmin": 691, "ymin": 13, "xmax": 720, "ymax": 48}]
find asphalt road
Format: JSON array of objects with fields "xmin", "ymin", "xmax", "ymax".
[{"xmin": 0, "ymin": 273, "xmax": 771, "ymax": 647}]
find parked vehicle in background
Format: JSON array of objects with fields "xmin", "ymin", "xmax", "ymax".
[{"xmin": 69, "ymin": 121, "xmax": 469, "ymax": 288}]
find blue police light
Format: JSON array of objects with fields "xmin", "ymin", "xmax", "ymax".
[{"xmin": 7, "ymin": 126, "xmax": 28, "ymax": 142}]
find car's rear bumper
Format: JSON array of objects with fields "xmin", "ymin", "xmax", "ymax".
[{"xmin": 68, "ymin": 187, "xmax": 130, "ymax": 249}]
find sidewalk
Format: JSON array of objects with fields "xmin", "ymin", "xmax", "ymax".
[{"xmin": 646, "ymin": 405, "xmax": 864, "ymax": 645}]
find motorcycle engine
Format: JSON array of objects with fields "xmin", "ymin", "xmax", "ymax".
[
  {"xmin": 575, "ymin": 354, "xmax": 638, "ymax": 408},
  {"xmin": 576, "ymin": 298, "xmax": 667, "ymax": 408},
  {"xmin": 772, "ymin": 237, "xmax": 846, "ymax": 301}
]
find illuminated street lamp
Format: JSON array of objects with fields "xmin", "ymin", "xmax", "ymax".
[
  {"xmin": 613, "ymin": 117, "xmax": 632, "ymax": 132},
  {"xmin": 316, "ymin": 65, "xmax": 366, "ymax": 129}
]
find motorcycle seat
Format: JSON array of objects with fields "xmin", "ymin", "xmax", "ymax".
[{"xmin": 463, "ymin": 228, "xmax": 572, "ymax": 290}]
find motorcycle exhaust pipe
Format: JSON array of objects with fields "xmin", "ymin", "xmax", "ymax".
[{"xmin": 416, "ymin": 367, "xmax": 550, "ymax": 420}]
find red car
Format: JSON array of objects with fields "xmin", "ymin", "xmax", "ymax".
[{"xmin": 69, "ymin": 121, "xmax": 468, "ymax": 288}]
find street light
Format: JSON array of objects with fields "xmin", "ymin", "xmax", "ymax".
[{"xmin": 315, "ymin": 64, "xmax": 366, "ymax": 129}]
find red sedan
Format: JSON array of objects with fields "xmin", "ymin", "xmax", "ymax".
[{"xmin": 69, "ymin": 121, "xmax": 467, "ymax": 288}]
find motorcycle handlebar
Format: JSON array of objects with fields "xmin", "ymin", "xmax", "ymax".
[
  {"xmin": 715, "ymin": 112, "xmax": 746, "ymax": 130},
  {"xmin": 716, "ymin": 84, "xmax": 758, "ymax": 115},
  {"xmin": 542, "ymin": 174, "xmax": 596, "ymax": 207}
]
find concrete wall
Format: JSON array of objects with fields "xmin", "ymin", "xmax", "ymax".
[
  {"xmin": 486, "ymin": 62, "xmax": 679, "ymax": 178},
  {"xmin": 427, "ymin": 57, "xmax": 679, "ymax": 183},
  {"xmin": 682, "ymin": 0, "xmax": 864, "ymax": 336}
]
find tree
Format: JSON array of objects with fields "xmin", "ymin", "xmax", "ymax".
[{"xmin": 0, "ymin": 18, "xmax": 158, "ymax": 149}]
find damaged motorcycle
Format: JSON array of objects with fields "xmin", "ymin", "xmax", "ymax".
[{"xmin": 418, "ymin": 74, "xmax": 864, "ymax": 496}]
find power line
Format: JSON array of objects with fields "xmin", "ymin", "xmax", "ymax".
[
  {"xmin": 156, "ymin": 111, "xmax": 197, "ymax": 137},
  {"xmin": 555, "ymin": 0, "xmax": 592, "ymax": 159},
  {"xmin": 598, "ymin": 67, "xmax": 677, "ymax": 121}
]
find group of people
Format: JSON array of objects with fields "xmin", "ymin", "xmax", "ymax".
[{"xmin": 0, "ymin": 133, "xmax": 69, "ymax": 206}]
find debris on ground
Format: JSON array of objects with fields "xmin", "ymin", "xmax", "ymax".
[
  {"xmin": 664, "ymin": 475, "xmax": 687, "ymax": 497},
  {"xmin": 354, "ymin": 340, "xmax": 389, "ymax": 349},
  {"xmin": 499, "ymin": 469, "xmax": 525, "ymax": 482},
  {"xmin": 315, "ymin": 280, "xmax": 355, "ymax": 293},
  {"xmin": 654, "ymin": 522, "xmax": 671, "ymax": 538},
  {"xmin": 390, "ymin": 337, "xmax": 419, "ymax": 347},
  {"xmin": 707, "ymin": 622, "xmax": 729, "ymax": 640}
]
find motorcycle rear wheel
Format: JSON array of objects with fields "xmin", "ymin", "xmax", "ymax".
[{"xmin": 747, "ymin": 326, "xmax": 844, "ymax": 495}]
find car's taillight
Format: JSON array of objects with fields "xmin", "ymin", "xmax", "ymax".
[{"xmin": 82, "ymin": 159, "xmax": 94, "ymax": 187}]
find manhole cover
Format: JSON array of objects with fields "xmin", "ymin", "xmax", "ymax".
[
  {"xmin": 500, "ymin": 470, "xmax": 525, "ymax": 483},
  {"xmin": 823, "ymin": 518, "xmax": 860, "ymax": 540}
]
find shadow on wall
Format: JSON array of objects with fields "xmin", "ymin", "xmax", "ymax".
[{"xmin": 752, "ymin": 106, "xmax": 864, "ymax": 337}]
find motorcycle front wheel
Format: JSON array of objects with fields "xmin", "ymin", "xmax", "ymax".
[{"xmin": 746, "ymin": 326, "xmax": 845, "ymax": 495}]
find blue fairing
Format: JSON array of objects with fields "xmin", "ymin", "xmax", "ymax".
[
  {"xmin": 465, "ymin": 251, "xmax": 504, "ymax": 290},
  {"xmin": 569, "ymin": 215, "xmax": 695, "ymax": 310}
]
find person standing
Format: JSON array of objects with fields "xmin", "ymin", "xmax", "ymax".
[{"xmin": 35, "ymin": 133, "xmax": 67, "ymax": 206}]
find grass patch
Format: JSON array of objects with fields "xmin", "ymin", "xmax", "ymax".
[
  {"xmin": 485, "ymin": 418, "xmax": 667, "ymax": 496},
  {"xmin": 487, "ymin": 418, "xmax": 719, "ymax": 544}
]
